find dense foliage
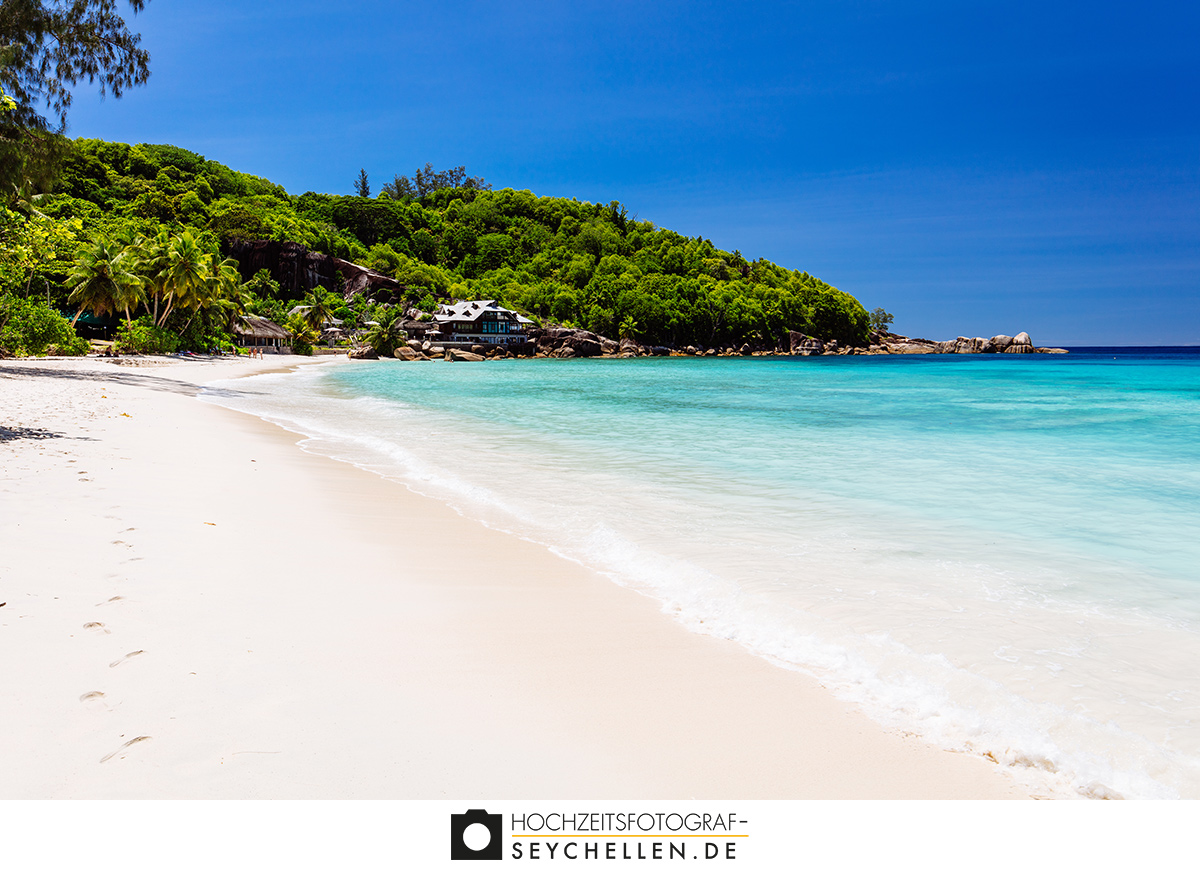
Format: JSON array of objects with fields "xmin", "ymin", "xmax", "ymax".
[
  {"xmin": 113, "ymin": 315, "xmax": 180, "ymax": 353},
  {"xmin": 0, "ymin": 136, "xmax": 873, "ymax": 355},
  {"xmin": 0, "ymin": 292, "xmax": 88, "ymax": 355},
  {"xmin": 284, "ymin": 186, "xmax": 869, "ymax": 347}
]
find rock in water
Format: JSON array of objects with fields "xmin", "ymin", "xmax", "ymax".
[
  {"xmin": 789, "ymin": 331, "xmax": 825, "ymax": 355},
  {"xmin": 562, "ymin": 336, "xmax": 603, "ymax": 357},
  {"xmin": 938, "ymin": 336, "xmax": 988, "ymax": 354}
]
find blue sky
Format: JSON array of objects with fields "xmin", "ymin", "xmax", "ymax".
[{"xmin": 65, "ymin": 1, "xmax": 1199, "ymax": 344}]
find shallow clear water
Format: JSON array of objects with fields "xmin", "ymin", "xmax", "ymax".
[{"xmin": 202, "ymin": 348, "xmax": 1200, "ymax": 798}]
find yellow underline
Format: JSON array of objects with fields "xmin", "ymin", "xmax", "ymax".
[{"xmin": 510, "ymin": 834, "xmax": 749, "ymax": 839}]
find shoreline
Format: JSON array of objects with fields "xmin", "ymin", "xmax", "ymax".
[{"xmin": 0, "ymin": 355, "xmax": 1028, "ymax": 798}]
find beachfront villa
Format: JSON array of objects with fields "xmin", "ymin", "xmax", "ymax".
[
  {"xmin": 234, "ymin": 315, "xmax": 291, "ymax": 353},
  {"xmin": 432, "ymin": 300, "xmax": 533, "ymax": 346}
]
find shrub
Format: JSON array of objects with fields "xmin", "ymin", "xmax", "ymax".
[
  {"xmin": 0, "ymin": 294, "xmax": 90, "ymax": 356},
  {"xmin": 113, "ymin": 317, "xmax": 181, "ymax": 354}
]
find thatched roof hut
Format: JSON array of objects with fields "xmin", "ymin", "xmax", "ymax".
[{"xmin": 234, "ymin": 316, "xmax": 290, "ymax": 349}]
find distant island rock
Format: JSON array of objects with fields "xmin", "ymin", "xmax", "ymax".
[{"xmin": 842, "ymin": 330, "xmax": 1069, "ymax": 356}]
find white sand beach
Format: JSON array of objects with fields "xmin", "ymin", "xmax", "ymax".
[{"xmin": 0, "ymin": 356, "xmax": 1026, "ymax": 798}]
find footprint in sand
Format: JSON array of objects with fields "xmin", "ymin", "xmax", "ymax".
[
  {"xmin": 79, "ymin": 691, "xmax": 111, "ymax": 712},
  {"xmin": 83, "ymin": 622, "xmax": 111, "ymax": 634},
  {"xmin": 100, "ymin": 736, "xmax": 151, "ymax": 763},
  {"xmin": 109, "ymin": 650, "xmax": 144, "ymax": 668}
]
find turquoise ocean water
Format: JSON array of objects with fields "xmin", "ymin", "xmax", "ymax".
[{"xmin": 202, "ymin": 349, "xmax": 1200, "ymax": 798}]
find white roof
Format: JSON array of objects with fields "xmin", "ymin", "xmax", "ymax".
[{"xmin": 434, "ymin": 300, "xmax": 525, "ymax": 324}]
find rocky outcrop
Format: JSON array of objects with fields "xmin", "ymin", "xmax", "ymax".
[
  {"xmin": 937, "ymin": 336, "xmax": 989, "ymax": 354},
  {"xmin": 394, "ymin": 346, "xmax": 419, "ymax": 360},
  {"xmin": 225, "ymin": 239, "xmax": 407, "ymax": 302},
  {"xmin": 508, "ymin": 341, "xmax": 537, "ymax": 357},
  {"xmin": 877, "ymin": 333, "xmax": 939, "ymax": 354},
  {"xmin": 564, "ymin": 336, "xmax": 603, "ymax": 357},
  {"xmin": 528, "ymin": 327, "xmax": 605, "ymax": 358},
  {"xmin": 1007, "ymin": 332, "xmax": 1034, "ymax": 353},
  {"xmin": 348, "ymin": 346, "xmax": 379, "ymax": 360},
  {"xmin": 449, "ymin": 349, "xmax": 485, "ymax": 362},
  {"xmin": 789, "ymin": 331, "xmax": 825, "ymax": 356}
]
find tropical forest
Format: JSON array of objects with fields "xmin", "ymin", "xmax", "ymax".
[{"xmin": 1, "ymin": 137, "xmax": 876, "ymax": 358}]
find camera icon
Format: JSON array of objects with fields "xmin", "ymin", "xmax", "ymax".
[{"xmin": 450, "ymin": 809, "xmax": 503, "ymax": 860}]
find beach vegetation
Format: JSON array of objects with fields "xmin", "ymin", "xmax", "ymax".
[
  {"xmin": 112, "ymin": 314, "xmax": 179, "ymax": 354},
  {"xmin": 0, "ymin": 291, "xmax": 88, "ymax": 355}
]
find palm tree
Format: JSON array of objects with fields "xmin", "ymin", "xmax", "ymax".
[
  {"xmin": 210, "ymin": 254, "xmax": 243, "ymax": 299},
  {"xmin": 130, "ymin": 227, "xmax": 172, "ymax": 326},
  {"xmin": 286, "ymin": 314, "xmax": 320, "ymax": 351},
  {"xmin": 155, "ymin": 230, "xmax": 210, "ymax": 327},
  {"xmin": 295, "ymin": 287, "xmax": 339, "ymax": 333},
  {"xmin": 206, "ymin": 253, "xmax": 251, "ymax": 333},
  {"xmin": 360, "ymin": 308, "xmax": 408, "ymax": 357},
  {"xmin": 65, "ymin": 239, "xmax": 143, "ymax": 327}
]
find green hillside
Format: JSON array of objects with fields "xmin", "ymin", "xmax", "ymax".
[{"xmin": 2, "ymin": 138, "xmax": 871, "ymax": 355}]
